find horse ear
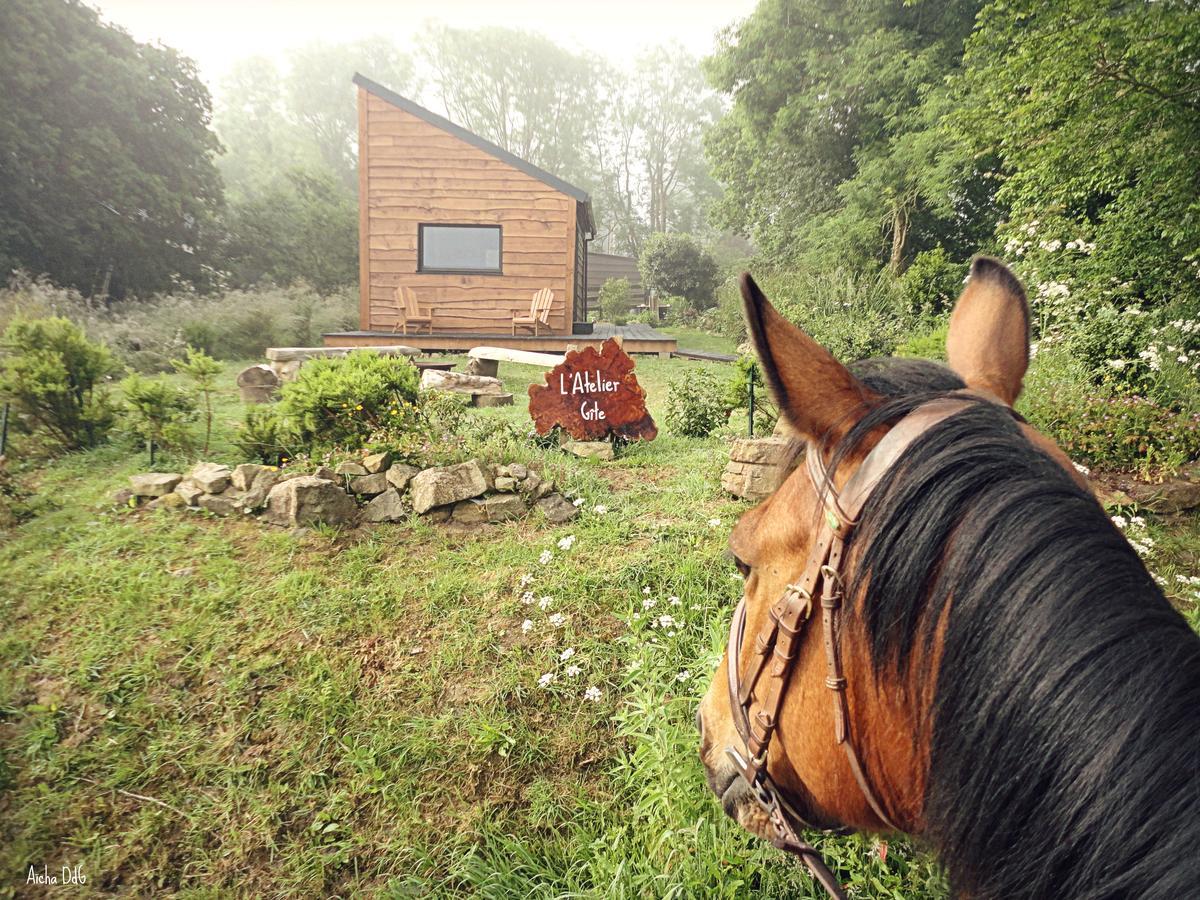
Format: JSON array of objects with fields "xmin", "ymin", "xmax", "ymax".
[
  {"xmin": 946, "ymin": 256, "xmax": 1030, "ymax": 406},
  {"xmin": 741, "ymin": 273, "xmax": 878, "ymax": 443}
]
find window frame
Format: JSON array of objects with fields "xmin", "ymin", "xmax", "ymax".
[{"xmin": 417, "ymin": 223, "xmax": 503, "ymax": 275}]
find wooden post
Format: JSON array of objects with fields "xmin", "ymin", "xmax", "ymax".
[{"xmin": 748, "ymin": 364, "xmax": 756, "ymax": 438}]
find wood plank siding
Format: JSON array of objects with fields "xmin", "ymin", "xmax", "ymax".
[
  {"xmin": 355, "ymin": 75, "xmax": 594, "ymax": 336},
  {"xmin": 585, "ymin": 252, "xmax": 646, "ymax": 317}
]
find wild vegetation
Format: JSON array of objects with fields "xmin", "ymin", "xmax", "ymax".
[{"xmin": 2, "ymin": 0, "xmax": 1199, "ymax": 895}]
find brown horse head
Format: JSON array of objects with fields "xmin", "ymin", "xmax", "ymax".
[{"xmin": 697, "ymin": 257, "xmax": 1200, "ymax": 896}]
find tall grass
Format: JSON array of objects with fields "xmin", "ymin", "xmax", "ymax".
[{"xmin": 0, "ymin": 271, "xmax": 356, "ymax": 372}]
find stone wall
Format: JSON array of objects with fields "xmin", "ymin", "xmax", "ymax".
[{"xmin": 120, "ymin": 456, "xmax": 581, "ymax": 530}]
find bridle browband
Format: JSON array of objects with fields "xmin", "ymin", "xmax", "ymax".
[{"xmin": 724, "ymin": 395, "xmax": 983, "ymax": 898}]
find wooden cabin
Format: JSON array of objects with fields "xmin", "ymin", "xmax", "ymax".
[{"xmin": 323, "ymin": 74, "xmax": 676, "ymax": 357}]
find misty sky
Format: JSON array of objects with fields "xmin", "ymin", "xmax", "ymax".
[{"xmin": 93, "ymin": 0, "xmax": 758, "ymax": 94}]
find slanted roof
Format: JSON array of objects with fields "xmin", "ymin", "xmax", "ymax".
[{"xmin": 354, "ymin": 73, "xmax": 595, "ymax": 235}]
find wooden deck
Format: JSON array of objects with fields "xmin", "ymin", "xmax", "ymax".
[{"xmin": 322, "ymin": 323, "xmax": 677, "ymax": 357}]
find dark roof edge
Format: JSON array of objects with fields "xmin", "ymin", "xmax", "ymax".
[{"xmin": 354, "ymin": 73, "xmax": 594, "ymax": 215}]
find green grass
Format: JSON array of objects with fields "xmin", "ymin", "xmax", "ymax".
[
  {"xmin": 659, "ymin": 326, "xmax": 739, "ymax": 356},
  {"xmin": 1, "ymin": 349, "xmax": 1196, "ymax": 898}
]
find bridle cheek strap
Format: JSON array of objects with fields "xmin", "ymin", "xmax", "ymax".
[{"xmin": 724, "ymin": 396, "xmax": 979, "ymax": 897}]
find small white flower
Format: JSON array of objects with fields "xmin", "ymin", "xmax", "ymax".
[
  {"xmin": 657, "ymin": 614, "xmax": 676, "ymax": 629},
  {"xmin": 708, "ymin": 518, "xmax": 721, "ymax": 528},
  {"xmin": 519, "ymin": 574, "xmax": 534, "ymax": 588},
  {"xmin": 1072, "ymin": 462, "xmax": 1090, "ymax": 476},
  {"xmin": 521, "ymin": 619, "xmax": 533, "ymax": 634},
  {"xmin": 669, "ymin": 596, "xmax": 681, "ymax": 606},
  {"xmin": 584, "ymin": 686, "xmax": 602, "ymax": 702},
  {"xmin": 565, "ymin": 664, "xmax": 582, "ymax": 677},
  {"xmin": 521, "ymin": 591, "xmax": 535, "ymax": 605},
  {"xmin": 642, "ymin": 598, "xmax": 656, "ymax": 609},
  {"xmin": 642, "ymin": 586, "xmax": 651, "ymax": 595},
  {"xmin": 557, "ymin": 534, "xmax": 576, "ymax": 551},
  {"xmin": 560, "ymin": 647, "xmax": 575, "ymax": 661},
  {"xmin": 1112, "ymin": 515, "xmax": 1128, "ymax": 529},
  {"xmin": 538, "ymin": 672, "xmax": 555, "ymax": 688},
  {"xmin": 676, "ymin": 670, "xmax": 691, "ymax": 682},
  {"xmin": 572, "ymin": 497, "xmax": 586, "ymax": 507},
  {"xmin": 593, "ymin": 504, "xmax": 608, "ymax": 515},
  {"xmin": 549, "ymin": 613, "xmax": 566, "ymax": 627},
  {"xmin": 538, "ymin": 595, "xmax": 553, "ymax": 610},
  {"xmin": 539, "ymin": 549, "xmax": 553, "ymax": 565}
]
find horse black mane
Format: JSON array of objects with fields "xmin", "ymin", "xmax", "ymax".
[{"xmin": 829, "ymin": 357, "xmax": 1200, "ymax": 899}]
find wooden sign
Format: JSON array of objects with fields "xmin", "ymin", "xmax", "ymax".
[{"xmin": 528, "ymin": 339, "xmax": 657, "ymax": 442}]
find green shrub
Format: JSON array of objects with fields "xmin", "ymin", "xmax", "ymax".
[
  {"xmin": 597, "ymin": 277, "xmax": 633, "ymax": 323},
  {"xmin": 171, "ymin": 347, "xmax": 221, "ymax": 456},
  {"xmin": 773, "ymin": 268, "xmax": 908, "ymax": 361},
  {"xmin": 1020, "ymin": 347, "xmax": 1200, "ymax": 478},
  {"xmin": 895, "ymin": 321, "xmax": 949, "ymax": 361},
  {"xmin": 664, "ymin": 368, "xmax": 731, "ymax": 437},
  {"xmin": 725, "ymin": 355, "xmax": 777, "ymax": 434},
  {"xmin": 0, "ymin": 316, "xmax": 117, "ymax": 449},
  {"xmin": 898, "ymin": 248, "xmax": 967, "ymax": 321},
  {"xmin": 120, "ymin": 374, "xmax": 198, "ymax": 455},
  {"xmin": 276, "ymin": 351, "xmax": 421, "ymax": 451},
  {"xmin": 233, "ymin": 405, "xmax": 298, "ymax": 465},
  {"xmin": 638, "ymin": 234, "xmax": 721, "ymax": 310}
]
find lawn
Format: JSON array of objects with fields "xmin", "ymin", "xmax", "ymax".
[{"xmin": 1, "ymin": 345, "xmax": 1195, "ymax": 898}]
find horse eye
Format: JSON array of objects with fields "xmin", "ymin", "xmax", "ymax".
[{"xmin": 733, "ymin": 556, "xmax": 751, "ymax": 577}]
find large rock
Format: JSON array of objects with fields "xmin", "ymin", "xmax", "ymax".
[
  {"xmin": 147, "ymin": 492, "xmax": 186, "ymax": 511},
  {"xmin": 452, "ymin": 494, "xmax": 528, "ymax": 524},
  {"xmin": 175, "ymin": 480, "xmax": 204, "ymax": 506},
  {"xmin": 728, "ymin": 436, "xmax": 798, "ymax": 467},
  {"xmin": 241, "ymin": 470, "xmax": 280, "ymax": 510},
  {"xmin": 721, "ymin": 437, "xmax": 802, "ymax": 501},
  {"xmin": 335, "ymin": 461, "xmax": 368, "ymax": 477},
  {"xmin": 362, "ymin": 489, "xmax": 407, "ymax": 523},
  {"xmin": 349, "ymin": 473, "xmax": 389, "ymax": 496},
  {"xmin": 386, "ymin": 464, "xmax": 420, "ymax": 491},
  {"xmin": 564, "ymin": 440, "xmax": 615, "ymax": 461},
  {"xmin": 363, "ymin": 451, "xmax": 392, "ymax": 474},
  {"xmin": 198, "ymin": 491, "xmax": 242, "ymax": 517},
  {"xmin": 130, "ymin": 472, "xmax": 182, "ymax": 497},
  {"xmin": 1126, "ymin": 477, "xmax": 1200, "ymax": 514},
  {"xmin": 536, "ymin": 493, "xmax": 580, "ymax": 524},
  {"xmin": 231, "ymin": 463, "xmax": 266, "ymax": 492},
  {"xmin": 236, "ymin": 365, "xmax": 279, "ymax": 403},
  {"xmin": 518, "ymin": 471, "xmax": 553, "ymax": 500},
  {"xmin": 473, "ymin": 392, "xmax": 513, "ymax": 408},
  {"xmin": 190, "ymin": 462, "xmax": 232, "ymax": 494},
  {"xmin": 420, "ymin": 369, "xmax": 505, "ymax": 396},
  {"xmin": 264, "ymin": 476, "xmax": 358, "ymax": 528},
  {"xmin": 410, "ymin": 460, "xmax": 488, "ymax": 514}
]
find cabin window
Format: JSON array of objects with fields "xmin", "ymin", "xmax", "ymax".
[{"xmin": 418, "ymin": 224, "xmax": 502, "ymax": 273}]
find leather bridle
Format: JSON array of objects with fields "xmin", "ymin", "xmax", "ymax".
[{"xmin": 724, "ymin": 396, "xmax": 982, "ymax": 898}]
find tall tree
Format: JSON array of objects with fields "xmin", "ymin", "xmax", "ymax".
[
  {"xmin": 422, "ymin": 26, "xmax": 599, "ymax": 190},
  {"xmin": 952, "ymin": 0, "xmax": 1200, "ymax": 310},
  {"xmin": 0, "ymin": 0, "xmax": 224, "ymax": 297},
  {"xmin": 589, "ymin": 48, "xmax": 722, "ymax": 256},
  {"xmin": 704, "ymin": 0, "xmax": 982, "ymax": 270}
]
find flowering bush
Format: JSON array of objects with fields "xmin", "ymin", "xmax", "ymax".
[
  {"xmin": 275, "ymin": 351, "xmax": 420, "ymax": 452},
  {"xmin": 1029, "ymin": 390, "xmax": 1200, "ymax": 478}
]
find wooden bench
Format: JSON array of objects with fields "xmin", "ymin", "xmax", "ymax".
[{"xmin": 464, "ymin": 346, "xmax": 565, "ymax": 378}]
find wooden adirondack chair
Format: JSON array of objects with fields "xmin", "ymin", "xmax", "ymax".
[
  {"xmin": 513, "ymin": 288, "xmax": 554, "ymax": 336},
  {"xmin": 393, "ymin": 285, "xmax": 433, "ymax": 335}
]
